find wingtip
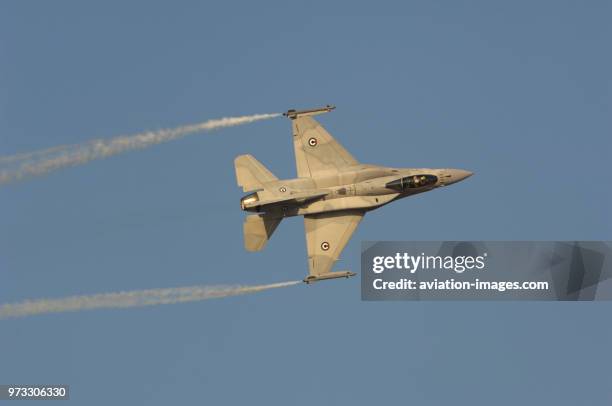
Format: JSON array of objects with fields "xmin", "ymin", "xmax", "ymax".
[{"xmin": 283, "ymin": 105, "xmax": 336, "ymax": 119}]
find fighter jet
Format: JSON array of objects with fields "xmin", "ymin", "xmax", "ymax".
[{"xmin": 234, "ymin": 105, "xmax": 472, "ymax": 283}]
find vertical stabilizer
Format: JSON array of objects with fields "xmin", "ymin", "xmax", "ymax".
[{"xmin": 243, "ymin": 214, "xmax": 282, "ymax": 252}]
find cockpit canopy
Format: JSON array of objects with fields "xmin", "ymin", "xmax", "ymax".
[{"xmin": 385, "ymin": 174, "xmax": 438, "ymax": 192}]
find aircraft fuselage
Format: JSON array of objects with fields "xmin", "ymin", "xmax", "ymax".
[{"xmin": 240, "ymin": 164, "xmax": 472, "ymax": 217}]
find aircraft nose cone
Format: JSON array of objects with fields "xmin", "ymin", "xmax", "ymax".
[
  {"xmin": 455, "ymin": 169, "xmax": 473, "ymax": 181},
  {"xmin": 444, "ymin": 169, "xmax": 473, "ymax": 184}
]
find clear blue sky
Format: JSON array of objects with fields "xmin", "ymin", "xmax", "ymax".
[{"xmin": 1, "ymin": 1, "xmax": 611, "ymax": 404}]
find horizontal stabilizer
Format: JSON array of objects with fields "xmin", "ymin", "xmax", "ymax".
[
  {"xmin": 243, "ymin": 214, "xmax": 282, "ymax": 252},
  {"xmin": 235, "ymin": 154, "xmax": 278, "ymax": 192}
]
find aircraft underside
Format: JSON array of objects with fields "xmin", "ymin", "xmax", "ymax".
[{"xmin": 234, "ymin": 105, "xmax": 472, "ymax": 283}]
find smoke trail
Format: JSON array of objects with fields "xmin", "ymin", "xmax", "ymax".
[
  {"xmin": 0, "ymin": 112, "xmax": 280, "ymax": 185},
  {"xmin": 0, "ymin": 280, "xmax": 301, "ymax": 319}
]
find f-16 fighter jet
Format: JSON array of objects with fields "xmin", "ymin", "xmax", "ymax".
[{"xmin": 235, "ymin": 105, "xmax": 472, "ymax": 283}]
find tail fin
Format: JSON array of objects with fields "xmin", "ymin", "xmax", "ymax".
[
  {"xmin": 235, "ymin": 154, "xmax": 278, "ymax": 192},
  {"xmin": 243, "ymin": 214, "xmax": 282, "ymax": 252}
]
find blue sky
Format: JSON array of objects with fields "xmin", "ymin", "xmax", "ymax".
[{"xmin": 1, "ymin": 1, "xmax": 611, "ymax": 404}]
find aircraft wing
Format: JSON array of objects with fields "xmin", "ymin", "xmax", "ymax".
[
  {"xmin": 291, "ymin": 116, "xmax": 358, "ymax": 178},
  {"xmin": 303, "ymin": 209, "xmax": 364, "ymax": 280}
]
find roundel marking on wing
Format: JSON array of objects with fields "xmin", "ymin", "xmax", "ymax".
[{"xmin": 308, "ymin": 137, "xmax": 318, "ymax": 147}]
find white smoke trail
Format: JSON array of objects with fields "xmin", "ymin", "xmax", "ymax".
[
  {"xmin": 0, "ymin": 113, "xmax": 280, "ymax": 185},
  {"xmin": 0, "ymin": 280, "xmax": 301, "ymax": 319}
]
